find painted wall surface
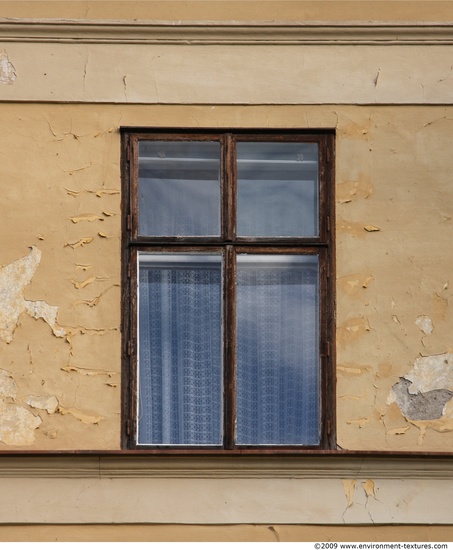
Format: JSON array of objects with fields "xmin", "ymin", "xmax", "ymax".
[
  {"xmin": 2, "ymin": 0, "xmax": 453, "ymax": 21},
  {"xmin": 3, "ymin": 523, "xmax": 453, "ymax": 542},
  {"xmin": 0, "ymin": 0, "xmax": 453, "ymax": 535},
  {"xmin": 0, "ymin": 104, "xmax": 452, "ymax": 452}
]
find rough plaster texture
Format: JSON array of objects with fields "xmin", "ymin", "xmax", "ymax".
[
  {"xmin": 0, "ymin": 104, "xmax": 452, "ymax": 452},
  {"xmin": 1, "ymin": 43, "xmax": 453, "ymax": 105},
  {"xmin": 0, "ymin": 474, "xmax": 453, "ymax": 524}
]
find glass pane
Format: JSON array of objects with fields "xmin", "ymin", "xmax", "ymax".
[
  {"xmin": 137, "ymin": 253, "xmax": 223, "ymax": 445},
  {"xmin": 236, "ymin": 255, "xmax": 320, "ymax": 445},
  {"xmin": 138, "ymin": 141, "xmax": 221, "ymax": 236},
  {"xmin": 237, "ymin": 142, "xmax": 319, "ymax": 237}
]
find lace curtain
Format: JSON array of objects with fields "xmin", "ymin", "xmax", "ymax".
[
  {"xmin": 138, "ymin": 256, "xmax": 223, "ymax": 445},
  {"xmin": 235, "ymin": 256, "xmax": 320, "ymax": 445},
  {"xmin": 137, "ymin": 254, "xmax": 319, "ymax": 446}
]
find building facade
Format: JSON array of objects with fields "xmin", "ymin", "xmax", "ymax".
[{"xmin": 0, "ymin": 0, "xmax": 453, "ymax": 541}]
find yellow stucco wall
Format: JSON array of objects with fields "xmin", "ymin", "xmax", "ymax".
[
  {"xmin": 3, "ymin": 523, "xmax": 453, "ymax": 542},
  {"xmin": 0, "ymin": 1, "xmax": 453, "ymax": 535},
  {"xmin": 0, "ymin": 103, "xmax": 452, "ymax": 451},
  {"xmin": 2, "ymin": 0, "xmax": 453, "ymax": 21}
]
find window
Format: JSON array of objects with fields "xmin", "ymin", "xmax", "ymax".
[{"xmin": 122, "ymin": 130, "xmax": 335, "ymax": 451}]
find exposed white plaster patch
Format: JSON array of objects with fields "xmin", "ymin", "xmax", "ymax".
[
  {"xmin": 0, "ymin": 247, "xmax": 65, "ymax": 342},
  {"xmin": 406, "ymin": 353, "xmax": 453, "ymax": 394},
  {"xmin": 24, "ymin": 394, "xmax": 59, "ymax": 414},
  {"xmin": 0, "ymin": 369, "xmax": 17, "ymax": 399},
  {"xmin": 0, "ymin": 50, "xmax": 16, "ymax": 84},
  {"xmin": 24, "ymin": 300, "xmax": 66, "ymax": 338},
  {"xmin": 415, "ymin": 315, "xmax": 434, "ymax": 335},
  {"xmin": 0, "ymin": 401, "xmax": 41, "ymax": 445}
]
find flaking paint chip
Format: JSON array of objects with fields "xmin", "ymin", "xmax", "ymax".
[
  {"xmin": 387, "ymin": 426, "xmax": 410, "ymax": 435},
  {"xmin": 64, "ymin": 237, "xmax": 93, "ymax": 248},
  {"xmin": 364, "ymin": 224, "xmax": 381, "ymax": 232},
  {"xmin": 342, "ymin": 479, "xmax": 356, "ymax": 508}
]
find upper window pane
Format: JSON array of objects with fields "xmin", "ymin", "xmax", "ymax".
[
  {"xmin": 237, "ymin": 142, "xmax": 319, "ymax": 237},
  {"xmin": 138, "ymin": 141, "xmax": 221, "ymax": 237}
]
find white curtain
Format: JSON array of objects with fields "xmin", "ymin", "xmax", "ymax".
[
  {"xmin": 235, "ymin": 255, "xmax": 320, "ymax": 445},
  {"xmin": 138, "ymin": 255, "xmax": 222, "ymax": 445}
]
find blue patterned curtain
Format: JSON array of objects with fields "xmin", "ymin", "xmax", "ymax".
[
  {"xmin": 235, "ymin": 255, "xmax": 320, "ymax": 445},
  {"xmin": 137, "ymin": 254, "xmax": 222, "ymax": 445}
]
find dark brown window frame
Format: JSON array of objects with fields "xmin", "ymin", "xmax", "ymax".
[{"xmin": 121, "ymin": 128, "xmax": 336, "ymax": 453}]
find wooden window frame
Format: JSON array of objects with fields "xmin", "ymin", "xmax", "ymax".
[{"xmin": 121, "ymin": 128, "xmax": 336, "ymax": 452}]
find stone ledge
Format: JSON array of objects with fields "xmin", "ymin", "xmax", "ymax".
[
  {"xmin": 1, "ymin": 19, "xmax": 453, "ymax": 45},
  {"xmin": 0, "ymin": 453, "xmax": 452, "ymax": 479}
]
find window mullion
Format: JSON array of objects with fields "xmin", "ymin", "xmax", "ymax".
[
  {"xmin": 223, "ymin": 244, "xmax": 236, "ymax": 449},
  {"xmin": 224, "ymin": 134, "xmax": 236, "ymax": 242}
]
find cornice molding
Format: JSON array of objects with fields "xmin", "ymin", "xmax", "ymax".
[
  {"xmin": 1, "ymin": 18, "xmax": 453, "ymax": 45},
  {"xmin": 0, "ymin": 455, "xmax": 453, "ymax": 479}
]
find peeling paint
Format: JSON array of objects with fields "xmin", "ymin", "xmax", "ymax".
[
  {"xmin": 337, "ymin": 318, "xmax": 371, "ymax": 345},
  {"xmin": 338, "ymin": 273, "xmax": 374, "ymax": 296},
  {"xmin": 387, "ymin": 352, "xmax": 453, "ymax": 439},
  {"xmin": 24, "ymin": 394, "xmax": 59, "ymax": 414},
  {"xmin": 0, "ymin": 50, "xmax": 16, "ymax": 84},
  {"xmin": 71, "ymin": 276, "xmax": 96, "ymax": 289},
  {"xmin": 64, "ymin": 237, "xmax": 94, "ymax": 248},
  {"xmin": 74, "ymin": 285, "xmax": 119, "ymax": 307},
  {"xmin": 61, "ymin": 365, "xmax": 117, "ymax": 377},
  {"xmin": 0, "ymin": 247, "xmax": 65, "ymax": 343},
  {"xmin": 362, "ymin": 479, "xmax": 376, "ymax": 498},
  {"xmin": 0, "ymin": 369, "xmax": 18, "ymax": 399},
  {"xmin": 337, "ymin": 363, "xmax": 372, "ymax": 376},
  {"xmin": 70, "ymin": 214, "xmax": 104, "ymax": 224},
  {"xmin": 342, "ymin": 479, "xmax": 356, "ymax": 508},
  {"xmin": 0, "ymin": 402, "xmax": 41, "ymax": 445},
  {"xmin": 25, "ymin": 300, "xmax": 66, "ymax": 338},
  {"xmin": 337, "ymin": 178, "xmax": 374, "ymax": 204},
  {"xmin": 389, "ymin": 378, "xmax": 453, "ymax": 421},
  {"xmin": 415, "ymin": 315, "xmax": 434, "ymax": 335},
  {"xmin": 386, "ymin": 426, "xmax": 410, "ymax": 435},
  {"xmin": 364, "ymin": 224, "xmax": 381, "ymax": 232},
  {"xmin": 58, "ymin": 406, "xmax": 104, "ymax": 424},
  {"xmin": 64, "ymin": 188, "xmax": 120, "ymax": 198},
  {"xmin": 346, "ymin": 417, "xmax": 370, "ymax": 428},
  {"xmin": 406, "ymin": 353, "xmax": 453, "ymax": 394}
]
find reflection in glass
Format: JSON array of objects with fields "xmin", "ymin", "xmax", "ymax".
[
  {"xmin": 138, "ymin": 141, "xmax": 221, "ymax": 236},
  {"xmin": 236, "ymin": 255, "xmax": 320, "ymax": 445},
  {"xmin": 237, "ymin": 142, "xmax": 319, "ymax": 237},
  {"xmin": 137, "ymin": 254, "xmax": 223, "ymax": 445}
]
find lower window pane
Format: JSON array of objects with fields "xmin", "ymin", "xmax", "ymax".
[
  {"xmin": 236, "ymin": 255, "xmax": 320, "ymax": 445},
  {"xmin": 137, "ymin": 254, "xmax": 223, "ymax": 445}
]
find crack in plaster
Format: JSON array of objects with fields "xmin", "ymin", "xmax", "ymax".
[
  {"xmin": 74, "ymin": 284, "xmax": 120, "ymax": 307},
  {"xmin": 0, "ymin": 247, "xmax": 65, "ymax": 343}
]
